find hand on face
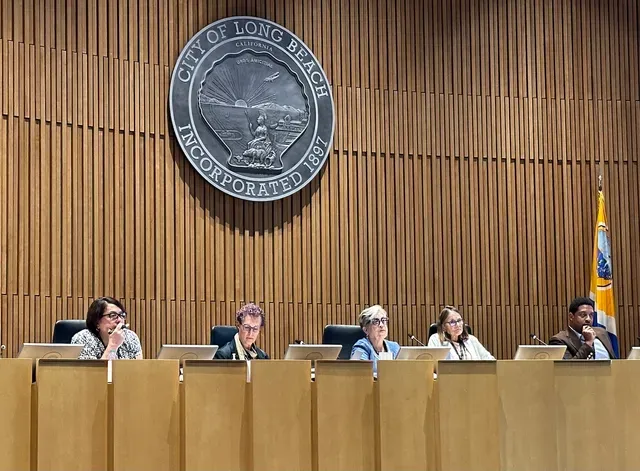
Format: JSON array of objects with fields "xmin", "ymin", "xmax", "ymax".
[
  {"xmin": 99, "ymin": 303, "xmax": 127, "ymax": 349},
  {"xmin": 108, "ymin": 322, "xmax": 126, "ymax": 349},
  {"xmin": 582, "ymin": 325, "xmax": 596, "ymax": 344},
  {"xmin": 570, "ymin": 306, "xmax": 594, "ymax": 343}
]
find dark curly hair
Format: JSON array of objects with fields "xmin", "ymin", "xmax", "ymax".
[
  {"xmin": 569, "ymin": 297, "xmax": 594, "ymax": 314},
  {"xmin": 235, "ymin": 303, "xmax": 265, "ymax": 326}
]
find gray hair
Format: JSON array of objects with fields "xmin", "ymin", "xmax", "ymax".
[{"xmin": 358, "ymin": 305, "xmax": 387, "ymax": 327}]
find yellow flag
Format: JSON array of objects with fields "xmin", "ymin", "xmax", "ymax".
[{"xmin": 589, "ymin": 190, "xmax": 618, "ymax": 357}]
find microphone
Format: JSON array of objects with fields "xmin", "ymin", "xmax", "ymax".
[
  {"xmin": 408, "ymin": 333, "xmax": 426, "ymax": 347},
  {"xmin": 294, "ymin": 339, "xmax": 305, "ymax": 345},
  {"xmin": 530, "ymin": 333, "xmax": 548, "ymax": 346},
  {"xmin": 0, "ymin": 344, "xmax": 5, "ymax": 356}
]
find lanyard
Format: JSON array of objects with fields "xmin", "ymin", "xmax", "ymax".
[{"xmin": 451, "ymin": 341, "xmax": 466, "ymax": 360}]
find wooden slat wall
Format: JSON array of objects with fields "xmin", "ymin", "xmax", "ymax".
[{"xmin": 0, "ymin": 0, "xmax": 639, "ymax": 359}]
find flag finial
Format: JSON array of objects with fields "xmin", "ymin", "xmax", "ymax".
[{"xmin": 598, "ymin": 174, "xmax": 603, "ymax": 191}]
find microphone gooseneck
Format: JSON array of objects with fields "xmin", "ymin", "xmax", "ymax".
[
  {"xmin": 530, "ymin": 333, "xmax": 548, "ymax": 346},
  {"xmin": 408, "ymin": 333, "xmax": 426, "ymax": 347}
]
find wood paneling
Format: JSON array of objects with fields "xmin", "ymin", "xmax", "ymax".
[{"xmin": 0, "ymin": 0, "xmax": 639, "ymax": 359}]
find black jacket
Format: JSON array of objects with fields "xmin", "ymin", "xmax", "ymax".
[{"xmin": 214, "ymin": 340, "xmax": 269, "ymax": 359}]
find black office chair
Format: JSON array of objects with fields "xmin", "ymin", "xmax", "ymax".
[
  {"xmin": 427, "ymin": 322, "xmax": 473, "ymax": 339},
  {"xmin": 322, "ymin": 325, "xmax": 366, "ymax": 360},
  {"xmin": 52, "ymin": 319, "xmax": 87, "ymax": 343},
  {"xmin": 210, "ymin": 326, "xmax": 239, "ymax": 347}
]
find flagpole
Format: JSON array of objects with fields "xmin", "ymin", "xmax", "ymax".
[{"xmin": 598, "ymin": 173, "xmax": 602, "ymax": 191}]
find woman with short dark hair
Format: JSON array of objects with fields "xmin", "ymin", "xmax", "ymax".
[{"xmin": 71, "ymin": 296, "xmax": 143, "ymax": 360}]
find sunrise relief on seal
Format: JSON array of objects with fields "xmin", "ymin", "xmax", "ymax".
[{"xmin": 198, "ymin": 51, "xmax": 310, "ymax": 173}]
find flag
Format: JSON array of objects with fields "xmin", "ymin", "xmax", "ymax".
[{"xmin": 589, "ymin": 188, "xmax": 619, "ymax": 358}]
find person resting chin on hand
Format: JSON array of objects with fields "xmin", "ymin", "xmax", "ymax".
[{"xmin": 71, "ymin": 296, "xmax": 143, "ymax": 360}]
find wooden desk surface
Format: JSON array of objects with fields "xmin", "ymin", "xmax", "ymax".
[
  {"xmin": 0, "ymin": 359, "xmax": 637, "ymax": 471},
  {"xmin": 0, "ymin": 359, "xmax": 32, "ymax": 471}
]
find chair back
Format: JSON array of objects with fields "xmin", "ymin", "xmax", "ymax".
[
  {"xmin": 428, "ymin": 323, "xmax": 438, "ymax": 339},
  {"xmin": 210, "ymin": 325, "xmax": 239, "ymax": 347},
  {"xmin": 322, "ymin": 325, "xmax": 365, "ymax": 360},
  {"xmin": 52, "ymin": 320, "xmax": 87, "ymax": 343}
]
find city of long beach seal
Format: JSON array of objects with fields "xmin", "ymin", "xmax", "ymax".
[{"xmin": 170, "ymin": 16, "xmax": 335, "ymax": 202}]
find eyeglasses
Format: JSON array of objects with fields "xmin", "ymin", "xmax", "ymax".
[
  {"xmin": 103, "ymin": 311, "xmax": 127, "ymax": 320},
  {"xmin": 371, "ymin": 317, "xmax": 389, "ymax": 326},
  {"xmin": 241, "ymin": 324, "xmax": 261, "ymax": 334},
  {"xmin": 446, "ymin": 318, "xmax": 464, "ymax": 327}
]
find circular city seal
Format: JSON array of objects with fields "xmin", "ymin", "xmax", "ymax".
[{"xmin": 170, "ymin": 16, "xmax": 335, "ymax": 202}]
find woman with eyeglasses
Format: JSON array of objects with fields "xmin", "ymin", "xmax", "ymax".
[
  {"xmin": 427, "ymin": 306, "xmax": 494, "ymax": 360},
  {"xmin": 71, "ymin": 296, "xmax": 143, "ymax": 360},
  {"xmin": 350, "ymin": 305, "xmax": 400, "ymax": 371},
  {"xmin": 214, "ymin": 303, "xmax": 269, "ymax": 360}
]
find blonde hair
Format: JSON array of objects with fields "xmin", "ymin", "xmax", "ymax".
[{"xmin": 358, "ymin": 305, "xmax": 387, "ymax": 328}]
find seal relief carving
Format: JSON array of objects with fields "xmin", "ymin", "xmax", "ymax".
[{"xmin": 170, "ymin": 17, "xmax": 335, "ymax": 201}]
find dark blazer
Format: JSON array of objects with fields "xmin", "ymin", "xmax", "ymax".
[
  {"xmin": 214, "ymin": 340, "xmax": 269, "ymax": 360},
  {"xmin": 549, "ymin": 326, "xmax": 615, "ymax": 359}
]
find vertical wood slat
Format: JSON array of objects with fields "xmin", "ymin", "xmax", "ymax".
[{"xmin": 0, "ymin": 0, "xmax": 639, "ymax": 358}]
